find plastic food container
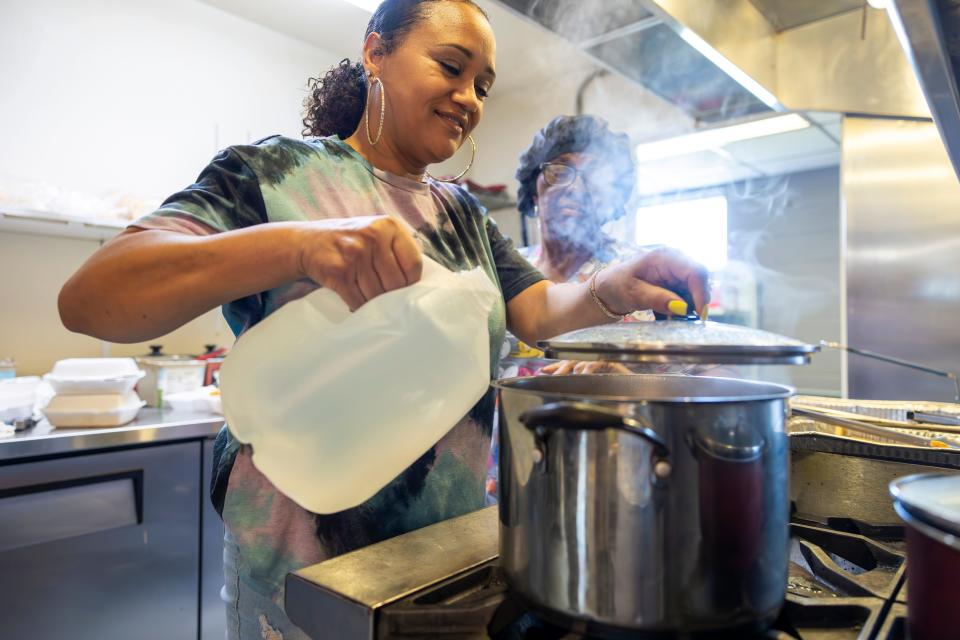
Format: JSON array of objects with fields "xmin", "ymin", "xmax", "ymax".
[
  {"xmin": 0, "ymin": 376, "xmax": 40, "ymax": 422},
  {"xmin": 43, "ymin": 391, "xmax": 145, "ymax": 428},
  {"xmin": 44, "ymin": 358, "xmax": 144, "ymax": 395},
  {"xmin": 889, "ymin": 473, "xmax": 960, "ymax": 640},
  {"xmin": 163, "ymin": 386, "xmax": 222, "ymax": 414},
  {"xmin": 135, "ymin": 356, "xmax": 206, "ymax": 407}
]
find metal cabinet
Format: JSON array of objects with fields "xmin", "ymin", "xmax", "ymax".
[{"xmin": 0, "ymin": 442, "xmax": 201, "ymax": 640}]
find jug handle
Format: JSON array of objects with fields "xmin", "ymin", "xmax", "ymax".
[{"xmin": 519, "ymin": 401, "xmax": 670, "ymax": 459}]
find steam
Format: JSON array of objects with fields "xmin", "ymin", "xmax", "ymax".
[
  {"xmin": 494, "ymin": 0, "xmax": 842, "ymax": 391},
  {"xmin": 725, "ymin": 175, "xmax": 838, "ymax": 338}
]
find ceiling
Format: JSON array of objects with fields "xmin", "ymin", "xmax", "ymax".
[{"xmin": 195, "ymin": 0, "xmax": 597, "ymax": 93}]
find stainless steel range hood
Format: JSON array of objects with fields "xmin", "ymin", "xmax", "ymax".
[
  {"xmin": 494, "ymin": 0, "xmax": 930, "ymax": 123},
  {"xmin": 494, "ymin": 0, "xmax": 773, "ymax": 122},
  {"xmin": 888, "ymin": 0, "xmax": 960, "ymax": 180}
]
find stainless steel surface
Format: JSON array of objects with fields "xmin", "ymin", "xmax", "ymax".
[
  {"xmin": 821, "ymin": 340, "xmax": 960, "ymax": 402},
  {"xmin": 843, "ymin": 116, "xmax": 960, "ymax": 402},
  {"xmin": 775, "ymin": 6, "xmax": 930, "ymax": 117},
  {"xmin": 286, "ymin": 506, "xmax": 498, "ymax": 640},
  {"xmin": 496, "ymin": 374, "xmax": 792, "ymax": 632},
  {"xmin": 648, "ymin": 0, "xmax": 929, "ymax": 118},
  {"xmin": 494, "ymin": 0, "xmax": 775, "ymax": 122},
  {"xmin": 495, "ymin": 0, "xmax": 931, "ymax": 126},
  {"xmin": 490, "ymin": 0, "xmax": 656, "ymax": 45},
  {"xmin": 539, "ymin": 320, "xmax": 818, "ymax": 365},
  {"xmin": 0, "ymin": 476, "xmax": 138, "ymax": 552},
  {"xmin": 201, "ymin": 438, "xmax": 226, "ymax": 640},
  {"xmin": 0, "ymin": 442, "xmax": 201, "ymax": 639},
  {"xmin": 790, "ymin": 433, "xmax": 960, "ymax": 527},
  {"xmin": 0, "ymin": 408, "xmax": 223, "ymax": 462},
  {"xmin": 748, "ymin": 0, "xmax": 864, "ymax": 31},
  {"xmin": 791, "ymin": 451, "xmax": 936, "ymax": 527},
  {"xmin": 888, "ymin": 0, "xmax": 960, "ymax": 180},
  {"xmin": 645, "ymin": 0, "xmax": 779, "ymax": 105}
]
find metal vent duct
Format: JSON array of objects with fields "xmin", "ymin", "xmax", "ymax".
[{"xmin": 888, "ymin": 0, "xmax": 960, "ymax": 180}]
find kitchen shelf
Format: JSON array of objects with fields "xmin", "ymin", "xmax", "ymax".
[{"xmin": 0, "ymin": 207, "xmax": 127, "ymax": 241}]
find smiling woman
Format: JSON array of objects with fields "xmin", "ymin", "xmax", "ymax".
[{"xmin": 302, "ymin": 0, "xmax": 495, "ymax": 174}]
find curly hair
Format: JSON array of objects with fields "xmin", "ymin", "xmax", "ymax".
[
  {"xmin": 515, "ymin": 115, "xmax": 636, "ymax": 223},
  {"xmin": 302, "ymin": 0, "xmax": 487, "ymax": 139}
]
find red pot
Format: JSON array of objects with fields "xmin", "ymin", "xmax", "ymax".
[{"xmin": 890, "ymin": 473, "xmax": 960, "ymax": 640}]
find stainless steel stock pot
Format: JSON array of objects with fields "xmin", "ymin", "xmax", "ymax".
[{"xmin": 493, "ymin": 319, "xmax": 815, "ymax": 634}]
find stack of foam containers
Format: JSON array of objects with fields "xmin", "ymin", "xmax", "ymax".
[{"xmin": 42, "ymin": 358, "xmax": 146, "ymax": 428}]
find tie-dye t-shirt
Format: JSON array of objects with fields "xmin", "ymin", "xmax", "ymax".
[{"xmin": 131, "ymin": 135, "xmax": 544, "ymax": 604}]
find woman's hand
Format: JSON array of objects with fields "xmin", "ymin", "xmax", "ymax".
[
  {"xmin": 539, "ymin": 360, "xmax": 633, "ymax": 375},
  {"xmin": 296, "ymin": 215, "xmax": 423, "ymax": 310},
  {"xmin": 594, "ymin": 246, "xmax": 710, "ymax": 318}
]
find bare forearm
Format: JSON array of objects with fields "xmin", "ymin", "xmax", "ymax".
[
  {"xmin": 507, "ymin": 248, "xmax": 709, "ymax": 345},
  {"xmin": 59, "ymin": 225, "xmax": 302, "ymax": 342},
  {"xmin": 538, "ymin": 281, "xmax": 616, "ymax": 339},
  {"xmin": 507, "ymin": 280, "xmax": 614, "ymax": 345}
]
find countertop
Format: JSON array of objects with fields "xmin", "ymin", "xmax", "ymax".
[{"xmin": 0, "ymin": 408, "xmax": 225, "ymax": 462}]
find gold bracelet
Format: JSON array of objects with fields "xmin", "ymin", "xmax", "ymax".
[{"xmin": 589, "ymin": 269, "xmax": 625, "ymax": 320}]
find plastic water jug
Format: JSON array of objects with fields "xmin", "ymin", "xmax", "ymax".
[{"xmin": 219, "ymin": 258, "xmax": 500, "ymax": 514}]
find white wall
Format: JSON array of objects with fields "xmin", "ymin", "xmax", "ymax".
[
  {"xmin": 0, "ymin": 0, "xmax": 344, "ymax": 375},
  {"xmin": 0, "ymin": 0, "xmax": 340, "ymax": 198}
]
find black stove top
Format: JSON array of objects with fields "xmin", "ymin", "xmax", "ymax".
[{"xmin": 375, "ymin": 519, "xmax": 907, "ymax": 640}]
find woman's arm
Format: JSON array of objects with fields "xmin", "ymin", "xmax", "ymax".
[
  {"xmin": 59, "ymin": 215, "xmax": 421, "ymax": 343},
  {"xmin": 506, "ymin": 247, "xmax": 709, "ymax": 345}
]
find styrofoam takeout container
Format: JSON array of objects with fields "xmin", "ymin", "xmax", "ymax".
[
  {"xmin": 43, "ymin": 391, "xmax": 145, "ymax": 428},
  {"xmin": 44, "ymin": 358, "xmax": 145, "ymax": 395}
]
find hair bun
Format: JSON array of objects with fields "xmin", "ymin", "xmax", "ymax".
[{"xmin": 302, "ymin": 59, "xmax": 367, "ymax": 139}]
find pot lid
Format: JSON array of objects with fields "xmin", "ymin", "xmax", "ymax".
[
  {"xmin": 889, "ymin": 473, "xmax": 960, "ymax": 539},
  {"xmin": 538, "ymin": 320, "xmax": 818, "ymax": 365}
]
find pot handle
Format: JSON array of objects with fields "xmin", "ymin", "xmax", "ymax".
[{"xmin": 519, "ymin": 401, "xmax": 670, "ymax": 458}]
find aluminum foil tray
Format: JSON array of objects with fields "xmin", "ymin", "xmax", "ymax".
[{"xmin": 793, "ymin": 395, "xmax": 960, "ymax": 424}]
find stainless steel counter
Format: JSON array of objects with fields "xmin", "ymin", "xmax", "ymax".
[{"xmin": 0, "ymin": 409, "xmax": 225, "ymax": 462}]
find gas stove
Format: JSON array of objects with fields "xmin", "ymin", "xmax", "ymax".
[{"xmin": 285, "ymin": 507, "xmax": 909, "ymax": 640}]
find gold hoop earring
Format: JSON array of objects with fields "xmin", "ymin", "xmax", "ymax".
[
  {"xmin": 426, "ymin": 135, "xmax": 476, "ymax": 183},
  {"xmin": 365, "ymin": 76, "xmax": 385, "ymax": 146}
]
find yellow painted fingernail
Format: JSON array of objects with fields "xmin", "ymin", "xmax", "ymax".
[
  {"xmin": 701, "ymin": 305, "xmax": 710, "ymax": 322},
  {"xmin": 668, "ymin": 300, "xmax": 688, "ymax": 316}
]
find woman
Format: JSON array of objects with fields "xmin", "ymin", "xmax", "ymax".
[
  {"xmin": 508, "ymin": 115, "xmax": 656, "ymax": 376},
  {"xmin": 516, "ymin": 114, "xmax": 640, "ymax": 286},
  {"xmin": 58, "ymin": 1, "xmax": 708, "ymax": 638}
]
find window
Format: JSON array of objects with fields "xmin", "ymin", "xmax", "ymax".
[{"xmin": 634, "ymin": 195, "xmax": 728, "ymax": 271}]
